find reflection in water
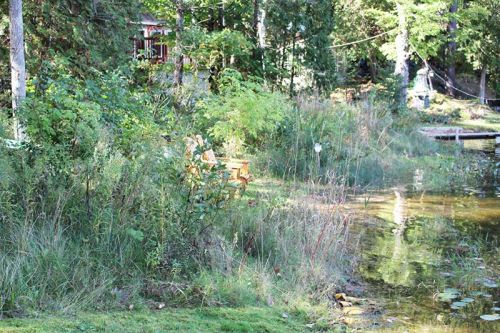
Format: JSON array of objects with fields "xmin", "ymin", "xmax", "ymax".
[
  {"xmin": 392, "ymin": 190, "xmax": 406, "ymax": 231},
  {"xmin": 463, "ymin": 139, "xmax": 500, "ymax": 197},
  {"xmin": 350, "ymin": 189, "xmax": 500, "ymax": 332},
  {"xmin": 386, "ymin": 190, "xmax": 410, "ymax": 286},
  {"xmin": 348, "ymin": 141, "xmax": 500, "ymax": 331}
]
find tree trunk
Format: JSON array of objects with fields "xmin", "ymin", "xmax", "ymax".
[
  {"xmin": 208, "ymin": 7, "xmax": 215, "ymax": 32},
  {"xmin": 173, "ymin": 0, "xmax": 184, "ymax": 88},
  {"xmin": 479, "ymin": 66, "xmax": 487, "ymax": 104},
  {"xmin": 280, "ymin": 33, "xmax": 287, "ymax": 70},
  {"xmin": 394, "ymin": 2, "xmax": 410, "ymax": 109},
  {"xmin": 369, "ymin": 52, "xmax": 377, "ymax": 83},
  {"xmin": 257, "ymin": 0, "xmax": 267, "ymax": 50},
  {"xmin": 289, "ymin": 34, "xmax": 296, "ymax": 97},
  {"xmin": 252, "ymin": 0, "xmax": 259, "ymax": 39},
  {"xmin": 9, "ymin": 0, "xmax": 27, "ymax": 141},
  {"xmin": 446, "ymin": 0, "xmax": 458, "ymax": 96},
  {"xmin": 218, "ymin": 2, "xmax": 225, "ymax": 30},
  {"xmin": 252, "ymin": 0, "xmax": 267, "ymax": 71}
]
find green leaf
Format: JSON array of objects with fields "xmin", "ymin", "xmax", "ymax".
[{"xmin": 126, "ymin": 228, "xmax": 144, "ymax": 242}]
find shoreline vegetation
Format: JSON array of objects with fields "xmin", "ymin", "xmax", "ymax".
[
  {"xmin": 1, "ymin": 0, "xmax": 499, "ymax": 332},
  {"xmin": 1, "ymin": 90, "xmax": 497, "ymax": 332}
]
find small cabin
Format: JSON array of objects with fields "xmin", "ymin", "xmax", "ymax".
[{"xmin": 133, "ymin": 14, "xmax": 170, "ymax": 63}]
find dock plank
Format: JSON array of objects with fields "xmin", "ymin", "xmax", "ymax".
[{"xmin": 419, "ymin": 127, "xmax": 500, "ymax": 141}]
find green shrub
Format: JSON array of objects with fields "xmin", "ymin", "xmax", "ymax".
[
  {"xmin": 0, "ymin": 70, "xmax": 236, "ymax": 315},
  {"xmin": 196, "ymin": 69, "xmax": 292, "ymax": 157}
]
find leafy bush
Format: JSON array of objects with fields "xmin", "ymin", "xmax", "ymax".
[
  {"xmin": 196, "ymin": 69, "xmax": 292, "ymax": 156},
  {"xmin": 185, "ymin": 29, "xmax": 253, "ymax": 71},
  {"xmin": 24, "ymin": 67, "xmax": 160, "ymax": 160},
  {"xmin": 0, "ymin": 69, "xmax": 236, "ymax": 315}
]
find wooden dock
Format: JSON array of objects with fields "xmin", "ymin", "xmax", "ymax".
[{"xmin": 419, "ymin": 127, "xmax": 500, "ymax": 142}]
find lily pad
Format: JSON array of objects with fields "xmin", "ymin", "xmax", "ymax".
[
  {"xmin": 444, "ymin": 288, "xmax": 460, "ymax": 294},
  {"xmin": 492, "ymin": 307, "xmax": 500, "ymax": 312},
  {"xmin": 483, "ymin": 280, "xmax": 498, "ymax": 288},
  {"xmin": 451, "ymin": 301, "xmax": 468, "ymax": 309},
  {"xmin": 438, "ymin": 288, "xmax": 460, "ymax": 301},
  {"xmin": 480, "ymin": 314, "xmax": 500, "ymax": 321},
  {"xmin": 470, "ymin": 291, "xmax": 484, "ymax": 297},
  {"xmin": 461, "ymin": 298, "xmax": 474, "ymax": 303}
]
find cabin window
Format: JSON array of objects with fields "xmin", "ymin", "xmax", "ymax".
[{"xmin": 133, "ymin": 29, "xmax": 167, "ymax": 61}]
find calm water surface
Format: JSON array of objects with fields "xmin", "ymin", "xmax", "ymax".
[{"xmin": 347, "ymin": 142, "xmax": 500, "ymax": 332}]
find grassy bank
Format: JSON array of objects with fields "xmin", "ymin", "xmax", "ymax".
[
  {"xmin": 0, "ymin": 306, "xmax": 339, "ymax": 333},
  {"xmin": 422, "ymin": 93, "xmax": 500, "ymax": 131},
  {"xmin": 1, "ymin": 67, "xmax": 497, "ymax": 332}
]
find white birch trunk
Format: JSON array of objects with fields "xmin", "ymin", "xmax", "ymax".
[
  {"xmin": 479, "ymin": 66, "xmax": 487, "ymax": 105},
  {"xmin": 446, "ymin": 0, "xmax": 458, "ymax": 97},
  {"xmin": 9, "ymin": 0, "xmax": 27, "ymax": 141},
  {"xmin": 394, "ymin": 2, "xmax": 410, "ymax": 109},
  {"xmin": 257, "ymin": 0, "xmax": 267, "ymax": 49}
]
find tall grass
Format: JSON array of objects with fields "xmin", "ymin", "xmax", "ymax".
[
  {"xmin": 258, "ymin": 94, "xmax": 490, "ymax": 190},
  {"xmin": 1, "ymin": 85, "xmax": 492, "ymax": 318},
  {"xmin": 212, "ymin": 176, "xmax": 354, "ymax": 306},
  {"xmin": 0, "ymin": 132, "xmax": 228, "ymax": 315}
]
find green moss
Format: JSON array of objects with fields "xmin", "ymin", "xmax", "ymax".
[{"xmin": 0, "ymin": 307, "xmax": 328, "ymax": 333}]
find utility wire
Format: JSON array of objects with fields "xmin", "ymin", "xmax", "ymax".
[
  {"xmin": 411, "ymin": 45, "xmax": 500, "ymax": 102},
  {"xmin": 329, "ymin": 29, "xmax": 397, "ymax": 49}
]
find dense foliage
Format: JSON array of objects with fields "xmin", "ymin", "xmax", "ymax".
[{"xmin": 0, "ymin": 0, "xmax": 498, "ymax": 321}]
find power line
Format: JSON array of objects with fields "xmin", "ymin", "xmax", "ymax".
[
  {"xmin": 411, "ymin": 45, "xmax": 500, "ymax": 102},
  {"xmin": 329, "ymin": 29, "xmax": 397, "ymax": 49}
]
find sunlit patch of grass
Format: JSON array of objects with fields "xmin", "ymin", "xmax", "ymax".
[
  {"xmin": 0, "ymin": 306, "xmax": 344, "ymax": 333},
  {"xmin": 456, "ymin": 111, "xmax": 500, "ymax": 132},
  {"xmin": 422, "ymin": 93, "xmax": 500, "ymax": 131}
]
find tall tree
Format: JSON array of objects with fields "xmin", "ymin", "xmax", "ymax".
[
  {"xmin": 303, "ymin": 0, "xmax": 336, "ymax": 92},
  {"xmin": 394, "ymin": 1, "xmax": 410, "ymax": 108},
  {"xmin": 446, "ymin": 0, "xmax": 458, "ymax": 96},
  {"xmin": 173, "ymin": 0, "xmax": 185, "ymax": 87},
  {"xmin": 457, "ymin": 0, "xmax": 499, "ymax": 104},
  {"xmin": 217, "ymin": 0, "xmax": 225, "ymax": 30},
  {"xmin": 9, "ymin": 0, "xmax": 26, "ymax": 140}
]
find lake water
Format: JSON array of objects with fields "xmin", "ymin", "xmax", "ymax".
[{"xmin": 346, "ymin": 141, "xmax": 499, "ymax": 332}]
